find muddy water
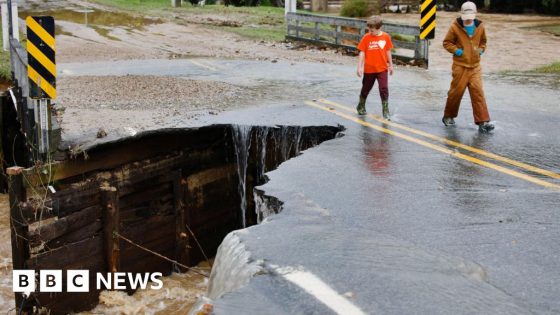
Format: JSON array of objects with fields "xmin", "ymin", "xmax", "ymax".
[
  {"xmin": 0, "ymin": 193, "xmax": 208, "ymax": 314},
  {"xmin": 20, "ymin": 9, "xmax": 162, "ymax": 39},
  {"xmin": 82, "ymin": 270, "xmax": 208, "ymax": 315},
  {"xmin": 0, "ymin": 194, "xmax": 15, "ymax": 314}
]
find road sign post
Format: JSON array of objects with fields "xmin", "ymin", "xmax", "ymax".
[{"xmin": 26, "ymin": 16, "xmax": 56, "ymax": 160}]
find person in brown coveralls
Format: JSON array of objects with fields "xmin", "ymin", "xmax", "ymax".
[{"xmin": 442, "ymin": 1, "xmax": 494, "ymax": 133}]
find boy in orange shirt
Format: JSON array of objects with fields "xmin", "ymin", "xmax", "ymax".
[{"xmin": 356, "ymin": 16, "xmax": 394, "ymax": 119}]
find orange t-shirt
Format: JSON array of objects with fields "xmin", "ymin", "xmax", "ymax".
[{"xmin": 357, "ymin": 31, "xmax": 393, "ymax": 73}]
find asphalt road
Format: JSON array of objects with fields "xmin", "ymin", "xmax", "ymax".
[{"xmin": 60, "ymin": 59, "xmax": 560, "ymax": 314}]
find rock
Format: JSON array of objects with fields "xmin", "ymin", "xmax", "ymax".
[{"xmin": 96, "ymin": 128, "xmax": 108, "ymax": 138}]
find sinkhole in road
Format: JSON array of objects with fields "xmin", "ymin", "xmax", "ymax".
[{"xmin": 13, "ymin": 124, "xmax": 342, "ymax": 313}]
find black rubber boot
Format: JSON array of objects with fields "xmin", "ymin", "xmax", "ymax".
[
  {"xmin": 382, "ymin": 101, "xmax": 390, "ymax": 120},
  {"xmin": 357, "ymin": 97, "xmax": 367, "ymax": 115},
  {"xmin": 478, "ymin": 121, "xmax": 495, "ymax": 133}
]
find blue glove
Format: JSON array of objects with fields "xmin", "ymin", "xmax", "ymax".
[{"xmin": 455, "ymin": 48, "xmax": 463, "ymax": 57}]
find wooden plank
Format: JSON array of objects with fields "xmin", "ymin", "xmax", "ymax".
[
  {"xmin": 27, "ymin": 236, "xmax": 103, "ymax": 269},
  {"xmin": 120, "ymin": 235, "xmax": 175, "ymax": 264},
  {"xmin": 286, "ymin": 36, "xmax": 416, "ymax": 61},
  {"xmin": 101, "ymin": 186, "xmax": 120, "ymax": 273},
  {"xmin": 28, "ymin": 205, "xmax": 101, "ymax": 247},
  {"xmin": 287, "ymin": 12, "xmax": 366, "ymax": 28},
  {"xmin": 122, "ymin": 248, "xmax": 175, "ymax": 275},
  {"xmin": 173, "ymin": 170, "xmax": 189, "ymax": 271},
  {"xmin": 119, "ymin": 214, "xmax": 176, "ymax": 250},
  {"xmin": 119, "ymin": 184, "xmax": 172, "ymax": 210},
  {"xmin": 43, "ymin": 221, "xmax": 102, "ymax": 252},
  {"xmin": 393, "ymin": 39, "xmax": 417, "ymax": 50},
  {"xmin": 23, "ymin": 125, "xmax": 228, "ymax": 187},
  {"xmin": 384, "ymin": 22, "xmax": 420, "ymax": 36},
  {"xmin": 290, "ymin": 25, "xmax": 336, "ymax": 38},
  {"xmin": 7, "ymin": 166, "xmax": 31, "ymax": 312}
]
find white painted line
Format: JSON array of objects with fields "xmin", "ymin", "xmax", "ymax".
[{"xmin": 283, "ymin": 270, "xmax": 366, "ymax": 315}]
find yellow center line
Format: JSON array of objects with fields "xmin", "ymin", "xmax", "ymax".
[
  {"xmin": 318, "ymin": 98, "xmax": 560, "ymax": 181},
  {"xmin": 304, "ymin": 101, "xmax": 560, "ymax": 190},
  {"xmin": 189, "ymin": 60, "xmax": 218, "ymax": 72}
]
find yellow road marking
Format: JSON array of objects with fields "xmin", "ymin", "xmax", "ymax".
[
  {"xmin": 318, "ymin": 99, "xmax": 560, "ymax": 181},
  {"xmin": 305, "ymin": 101, "xmax": 560, "ymax": 190},
  {"xmin": 26, "ymin": 16, "xmax": 56, "ymax": 50},
  {"xmin": 190, "ymin": 59, "xmax": 218, "ymax": 71},
  {"xmin": 28, "ymin": 66, "xmax": 57, "ymax": 99},
  {"xmin": 27, "ymin": 41, "xmax": 56, "ymax": 76}
]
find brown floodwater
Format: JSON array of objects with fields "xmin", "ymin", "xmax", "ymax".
[
  {"xmin": 20, "ymin": 9, "xmax": 163, "ymax": 40},
  {"xmin": 0, "ymin": 194, "xmax": 15, "ymax": 314},
  {"xmin": 0, "ymin": 193, "xmax": 208, "ymax": 314}
]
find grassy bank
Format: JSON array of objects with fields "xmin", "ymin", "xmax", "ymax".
[
  {"xmin": 534, "ymin": 62, "xmax": 560, "ymax": 73},
  {"xmin": 0, "ymin": 31, "xmax": 12, "ymax": 83},
  {"xmin": 91, "ymin": 0, "xmax": 287, "ymax": 41},
  {"xmin": 531, "ymin": 24, "xmax": 560, "ymax": 36}
]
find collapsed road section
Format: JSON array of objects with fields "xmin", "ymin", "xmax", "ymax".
[{"xmin": 5, "ymin": 124, "xmax": 342, "ymax": 314}]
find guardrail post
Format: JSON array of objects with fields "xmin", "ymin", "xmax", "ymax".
[
  {"xmin": 335, "ymin": 25, "xmax": 341, "ymax": 45},
  {"xmin": 101, "ymin": 186, "xmax": 120, "ymax": 274},
  {"xmin": 173, "ymin": 171, "xmax": 189, "ymax": 271},
  {"xmin": 8, "ymin": 166, "xmax": 31, "ymax": 312},
  {"xmin": 314, "ymin": 21, "xmax": 319, "ymax": 40}
]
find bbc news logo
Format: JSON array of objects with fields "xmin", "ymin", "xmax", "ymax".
[{"xmin": 13, "ymin": 270, "xmax": 163, "ymax": 294}]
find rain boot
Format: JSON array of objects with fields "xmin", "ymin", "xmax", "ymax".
[
  {"xmin": 356, "ymin": 97, "xmax": 367, "ymax": 115},
  {"xmin": 382, "ymin": 100, "xmax": 390, "ymax": 120}
]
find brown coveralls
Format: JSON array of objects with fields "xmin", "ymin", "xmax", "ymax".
[{"xmin": 443, "ymin": 18, "xmax": 490, "ymax": 124}]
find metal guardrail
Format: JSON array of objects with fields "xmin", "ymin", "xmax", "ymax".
[{"xmin": 286, "ymin": 12, "xmax": 429, "ymax": 67}]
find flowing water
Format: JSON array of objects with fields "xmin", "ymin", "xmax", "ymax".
[
  {"xmin": 0, "ymin": 194, "xmax": 15, "ymax": 314},
  {"xmin": 81, "ymin": 270, "xmax": 208, "ymax": 315},
  {"xmin": 0, "ymin": 193, "xmax": 208, "ymax": 314},
  {"xmin": 231, "ymin": 125, "xmax": 253, "ymax": 228}
]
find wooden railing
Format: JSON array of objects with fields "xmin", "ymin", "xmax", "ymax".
[{"xmin": 286, "ymin": 12, "xmax": 429, "ymax": 67}]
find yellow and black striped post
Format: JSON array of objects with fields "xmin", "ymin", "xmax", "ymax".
[
  {"xmin": 420, "ymin": 0, "xmax": 436, "ymax": 40},
  {"xmin": 26, "ymin": 16, "xmax": 56, "ymax": 99}
]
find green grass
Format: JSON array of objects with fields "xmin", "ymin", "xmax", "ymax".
[
  {"xmin": 391, "ymin": 33, "xmax": 415, "ymax": 42},
  {"xmin": 0, "ymin": 31, "xmax": 12, "ymax": 83},
  {"xmin": 90, "ymin": 1, "xmax": 287, "ymax": 41},
  {"xmin": 223, "ymin": 26, "xmax": 285, "ymax": 41},
  {"xmin": 534, "ymin": 62, "xmax": 560, "ymax": 73},
  {"xmin": 92, "ymin": 0, "xmax": 174, "ymax": 11},
  {"xmin": 530, "ymin": 24, "xmax": 560, "ymax": 36}
]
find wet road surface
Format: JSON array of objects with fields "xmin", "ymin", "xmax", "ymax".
[{"xmin": 58, "ymin": 59, "xmax": 560, "ymax": 314}]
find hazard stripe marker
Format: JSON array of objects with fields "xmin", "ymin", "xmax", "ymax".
[
  {"xmin": 420, "ymin": 0, "xmax": 436, "ymax": 40},
  {"xmin": 27, "ymin": 16, "xmax": 56, "ymax": 99}
]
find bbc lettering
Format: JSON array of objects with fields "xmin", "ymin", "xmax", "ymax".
[{"xmin": 13, "ymin": 270, "xmax": 163, "ymax": 293}]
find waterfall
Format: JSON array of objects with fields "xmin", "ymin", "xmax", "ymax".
[
  {"xmin": 232, "ymin": 125, "xmax": 252, "ymax": 228},
  {"xmin": 255, "ymin": 127, "xmax": 270, "ymax": 183}
]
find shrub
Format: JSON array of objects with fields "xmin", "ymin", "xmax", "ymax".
[{"xmin": 340, "ymin": 0, "xmax": 370, "ymax": 17}]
